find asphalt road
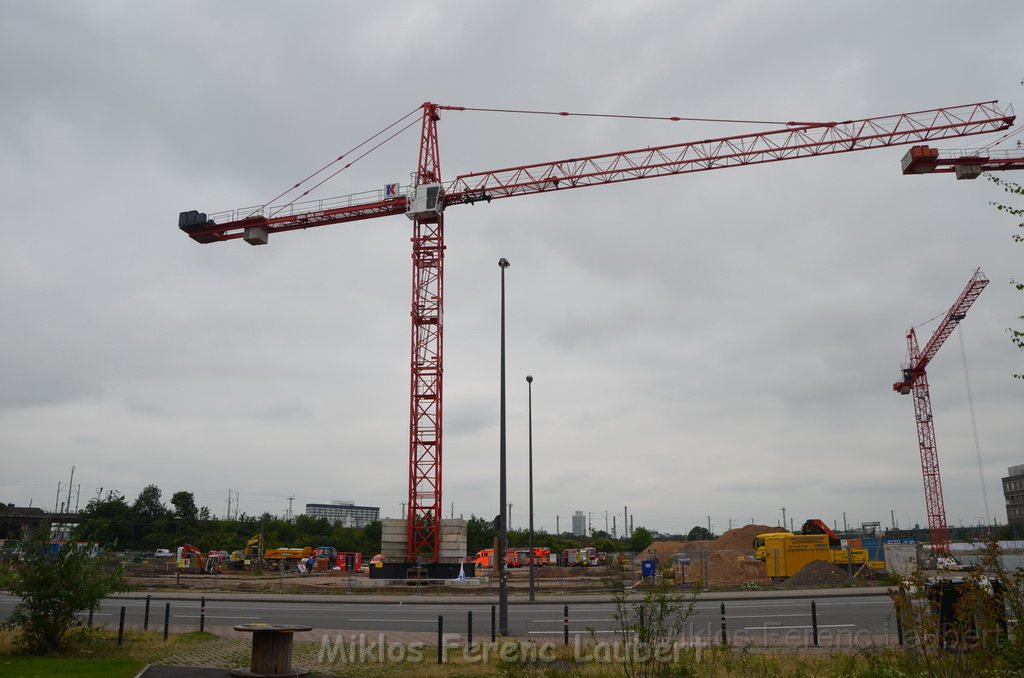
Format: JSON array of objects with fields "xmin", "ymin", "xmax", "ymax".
[{"xmin": 0, "ymin": 591, "xmax": 899, "ymax": 644}]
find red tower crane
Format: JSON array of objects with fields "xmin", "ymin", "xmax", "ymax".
[
  {"xmin": 892, "ymin": 269, "xmax": 989, "ymax": 555},
  {"xmin": 179, "ymin": 100, "xmax": 1014, "ymax": 562}
]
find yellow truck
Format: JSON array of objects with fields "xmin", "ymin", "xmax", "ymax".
[
  {"xmin": 753, "ymin": 531, "xmax": 873, "ymax": 578},
  {"xmin": 263, "ymin": 546, "xmax": 313, "ymax": 570}
]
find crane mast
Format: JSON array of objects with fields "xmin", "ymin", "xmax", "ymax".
[
  {"xmin": 179, "ymin": 100, "xmax": 1014, "ymax": 563},
  {"xmin": 893, "ymin": 269, "xmax": 989, "ymax": 555}
]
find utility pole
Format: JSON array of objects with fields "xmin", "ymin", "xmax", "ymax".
[
  {"xmin": 556, "ymin": 515, "xmax": 559, "ymax": 535},
  {"xmin": 227, "ymin": 488, "xmax": 232, "ymax": 521},
  {"xmin": 605, "ymin": 511, "xmax": 608, "ymax": 534},
  {"xmin": 624, "ymin": 506, "xmax": 628, "ymax": 538},
  {"xmin": 287, "ymin": 496, "xmax": 294, "ymax": 522},
  {"xmin": 843, "ymin": 512, "xmax": 848, "ymax": 532},
  {"xmin": 65, "ymin": 466, "xmax": 75, "ymax": 514}
]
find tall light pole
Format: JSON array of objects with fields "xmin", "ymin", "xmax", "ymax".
[
  {"xmin": 526, "ymin": 374, "xmax": 535, "ymax": 602},
  {"xmin": 498, "ymin": 257, "xmax": 510, "ymax": 635}
]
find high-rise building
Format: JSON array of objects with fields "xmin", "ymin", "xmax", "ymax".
[
  {"xmin": 572, "ymin": 510, "xmax": 586, "ymax": 537},
  {"xmin": 1003, "ymin": 465, "xmax": 1024, "ymax": 530},
  {"xmin": 305, "ymin": 501, "xmax": 380, "ymax": 528}
]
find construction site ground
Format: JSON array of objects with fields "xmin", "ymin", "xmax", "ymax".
[{"xmin": 128, "ymin": 525, "xmax": 887, "ymax": 594}]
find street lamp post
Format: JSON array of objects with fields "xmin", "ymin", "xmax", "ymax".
[
  {"xmin": 526, "ymin": 374, "xmax": 535, "ymax": 603},
  {"xmin": 498, "ymin": 257, "xmax": 510, "ymax": 635}
]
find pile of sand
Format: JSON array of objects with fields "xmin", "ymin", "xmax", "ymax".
[{"xmin": 639, "ymin": 525, "xmax": 777, "ymax": 586}]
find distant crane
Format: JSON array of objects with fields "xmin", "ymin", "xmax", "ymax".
[
  {"xmin": 893, "ymin": 269, "xmax": 989, "ymax": 555},
  {"xmin": 179, "ymin": 101, "xmax": 1014, "ymax": 562}
]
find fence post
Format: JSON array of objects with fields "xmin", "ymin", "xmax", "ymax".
[
  {"xmin": 720, "ymin": 602, "xmax": 728, "ymax": 646},
  {"xmin": 811, "ymin": 600, "xmax": 819, "ymax": 647},
  {"xmin": 200, "ymin": 596, "xmax": 206, "ymax": 633},
  {"xmin": 895, "ymin": 605, "xmax": 904, "ymax": 646},
  {"xmin": 468, "ymin": 610, "xmax": 473, "ymax": 646},
  {"xmin": 117, "ymin": 606, "xmax": 126, "ymax": 646},
  {"xmin": 88, "ymin": 608, "xmax": 94, "ymax": 628},
  {"xmin": 144, "ymin": 595, "xmax": 151, "ymax": 631},
  {"xmin": 564, "ymin": 603, "xmax": 569, "ymax": 647},
  {"xmin": 437, "ymin": 615, "xmax": 444, "ymax": 664},
  {"xmin": 163, "ymin": 602, "xmax": 171, "ymax": 641},
  {"xmin": 491, "ymin": 604, "xmax": 496, "ymax": 643}
]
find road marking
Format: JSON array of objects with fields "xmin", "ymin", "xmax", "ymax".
[
  {"xmin": 529, "ymin": 630, "xmax": 616, "ymax": 636},
  {"xmin": 726, "ymin": 613, "xmax": 811, "ymax": 619},
  {"xmin": 347, "ymin": 618, "xmax": 443, "ymax": 623},
  {"xmin": 742, "ymin": 624, "xmax": 856, "ymax": 631},
  {"xmin": 530, "ymin": 618, "xmax": 617, "ymax": 624},
  {"xmin": 175, "ymin": 615, "xmax": 260, "ymax": 620}
]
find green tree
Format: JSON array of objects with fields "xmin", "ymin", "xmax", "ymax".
[
  {"xmin": 2, "ymin": 542, "xmax": 127, "ymax": 653},
  {"xmin": 170, "ymin": 491, "xmax": 198, "ymax": 522},
  {"xmin": 687, "ymin": 525, "xmax": 713, "ymax": 541},
  {"xmin": 629, "ymin": 526, "xmax": 653, "ymax": 552},
  {"xmin": 132, "ymin": 484, "xmax": 167, "ymax": 520},
  {"xmin": 990, "ymin": 173, "xmax": 1024, "ymax": 379},
  {"xmin": 71, "ymin": 492, "xmax": 135, "ymax": 549}
]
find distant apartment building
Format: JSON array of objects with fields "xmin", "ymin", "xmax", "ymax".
[
  {"xmin": 572, "ymin": 510, "xmax": 587, "ymax": 537},
  {"xmin": 305, "ymin": 501, "xmax": 380, "ymax": 528},
  {"xmin": 1003, "ymin": 464, "xmax": 1024, "ymax": 529}
]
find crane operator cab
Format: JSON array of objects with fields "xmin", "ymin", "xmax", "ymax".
[{"xmin": 406, "ymin": 183, "xmax": 443, "ymax": 220}]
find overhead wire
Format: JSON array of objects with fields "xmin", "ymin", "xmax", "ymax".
[
  {"xmin": 958, "ymin": 326, "xmax": 991, "ymax": 527},
  {"xmin": 443, "ymin": 105, "xmax": 790, "ymax": 126},
  {"xmin": 251, "ymin": 105, "xmax": 422, "ymax": 218}
]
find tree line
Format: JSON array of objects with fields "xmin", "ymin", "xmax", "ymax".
[{"xmin": 56, "ymin": 484, "xmax": 671, "ymax": 556}]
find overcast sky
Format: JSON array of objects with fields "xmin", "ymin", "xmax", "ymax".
[{"xmin": 2, "ymin": 1, "xmax": 1022, "ymax": 540}]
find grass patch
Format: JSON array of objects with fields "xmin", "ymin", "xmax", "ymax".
[{"xmin": 0, "ymin": 655, "xmax": 143, "ymax": 677}]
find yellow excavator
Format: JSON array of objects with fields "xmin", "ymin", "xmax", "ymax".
[{"xmin": 227, "ymin": 534, "xmax": 263, "ymax": 570}]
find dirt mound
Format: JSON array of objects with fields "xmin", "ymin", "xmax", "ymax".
[
  {"xmin": 780, "ymin": 559, "xmax": 851, "ymax": 588},
  {"xmin": 642, "ymin": 525, "xmax": 775, "ymax": 561},
  {"xmin": 638, "ymin": 525, "xmax": 776, "ymax": 587},
  {"xmin": 710, "ymin": 525, "xmax": 775, "ymax": 551}
]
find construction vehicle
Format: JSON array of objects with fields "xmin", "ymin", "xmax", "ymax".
[
  {"xmin": 753, "ymin": 531, "xmax": 877, "ymax": 578},
  {"xmin": 471, "ymin": 548, "xmax": 521, "ymax": 569},
  {"xmin": 801, "ymin": 519, "xmax": 843, "ymax": 548},
  {"xmin": 176, "ymin": 548, "xmax": 220, "ymax": 573},
  {"xmin": 516, "ymin": 546, "xmax": 550, "ymax": 567},
  {"xmin": 308, "ymin": 546, "xmax": 362, "ymax": 573},
  {"xmin": 263, "ymin": 546, "xmax": 313, "ymax": 570},
  {"xmin": 227, "ymin": 534, "xmax": 263, "ymax": 570},
  {"xmin": 178, "ymin": 99, "xmax": 1014, "ymax": 564}
]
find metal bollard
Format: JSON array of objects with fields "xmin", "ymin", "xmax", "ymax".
[
  {"xmin": 468, "ymin": 610, "xmax": 473, "ymax": 646},
  {"xmin": 200, "ymin": 596, "xmax": 206, "ymax": 633},
  {"xmin": 491, "ymin": 604, "xmax": 496, "ymax": 643},
  {"xmin": 437, "ymin": 615, "xmax": 444, "ymax": 664},
  {"xmin": 720, "ymin": 602, "xmax": 728, "ymax": 646},
  {"xmin": 144, "ymin": 594, "xmax": 151, "ymax": 631},
  {"xmin": 811, "ymin": 600, "xmax": 819, "ymax": 647},
  {"xmin": 117, "ymin": 606, "xmax": 126, "ymax": 647},
  {"xmin": 564, "ymin": 604, "xmax": 569, "ymax": 647},
  {"xmin": 163, "ymin": 602, "xmax": 171, "ymax": 641}
]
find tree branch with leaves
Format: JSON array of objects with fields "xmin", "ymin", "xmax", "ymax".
[{"xmin": 989, "ymin": 174, "xmax": 1024, "ymax": 379}]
